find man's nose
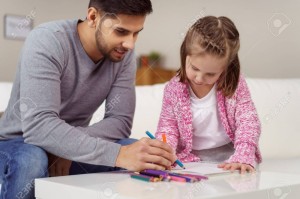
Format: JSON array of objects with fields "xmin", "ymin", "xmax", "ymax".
[{"xmin": 122, "ymin": 36, "xmax": 135, "ymax": 50}]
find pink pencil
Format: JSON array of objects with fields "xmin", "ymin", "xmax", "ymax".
[
  {"xmin": 177, "ymin": 173, "xmax": 208, "ymax": 180},
  {"xmin": 169, "ymin": 175, "xmax": 186, "ymax": 182}
]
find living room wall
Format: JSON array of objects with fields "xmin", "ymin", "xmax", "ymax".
[
  {"xmin": 0, "ymin": 0, "xmax": 299, "ymax": 82},
  {"xmin": 0, "ymin": 0, "xmax": 87, "ymax": 82}
]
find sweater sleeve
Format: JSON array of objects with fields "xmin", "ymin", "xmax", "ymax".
[
  {"xmin": 226, "ymin": 75, "xmax": 261, "ymax": 167},
  {"xmin": 226, "ymin": 143, "xmax": 257, "ymax": 167},
  {"xmin": 155, "ymin": 80, "xmax": 180, "ymax": 152},
  {"xmin": 20, "ymin": 27, "xmax": 120, "ymax": 167}
]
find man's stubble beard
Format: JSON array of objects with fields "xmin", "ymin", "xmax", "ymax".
[{"xmin": 95, "ymin": 27, "xmax": 124, "ymax": 63}]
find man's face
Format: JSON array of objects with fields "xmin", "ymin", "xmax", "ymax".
[{"xmin": 95, "ymin": 14, "xmax": 146, "ymax": 62}]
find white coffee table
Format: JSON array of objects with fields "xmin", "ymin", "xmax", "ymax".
[{"xmin": 35, "ymin": 169, "xmax": 300, "ymax": 199}]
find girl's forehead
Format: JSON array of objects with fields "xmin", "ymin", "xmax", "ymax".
[{"xmin": 187, "ymin": 54, "xmax": 228, "ymax": 72}]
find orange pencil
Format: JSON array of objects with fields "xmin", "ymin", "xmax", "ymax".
[
  {"xmin": 162, "ymin": 133, "xmax": 167, "ymax": 143},
  {"xmin": 161, "ymin": 132, "xmax": 186, "ymax": 169}
]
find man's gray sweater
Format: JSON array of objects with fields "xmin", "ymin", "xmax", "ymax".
[{"xmin": 0, "ymin": 19, "xmax": 136, "ymax": 167}]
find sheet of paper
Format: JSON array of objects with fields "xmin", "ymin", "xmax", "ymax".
[{"xmin": 172, "ymin": 162, "xmax": 230, "ymax": 176}]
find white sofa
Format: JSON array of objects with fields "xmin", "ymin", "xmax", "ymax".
[{"xmin": 1, "ymin": 78, "xmax": 300, "ymax": 176}]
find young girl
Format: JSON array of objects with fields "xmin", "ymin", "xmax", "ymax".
[{"xmin": 155, "ymin": 16, "xmax": 262, "ymax": 173}]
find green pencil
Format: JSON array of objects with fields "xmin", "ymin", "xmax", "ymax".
[{"xmin": 130, "ymin": 173, "xmax": 160, "ymax": 182}]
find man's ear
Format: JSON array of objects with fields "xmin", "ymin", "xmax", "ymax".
[{"xmin": 87, "ymin": 7, "xmax": 99, "ymax": 28}]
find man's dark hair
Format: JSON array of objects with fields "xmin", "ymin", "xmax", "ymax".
[{"xmin": 89, "ymin": 0, "xmax": 153, "ymax": 15}]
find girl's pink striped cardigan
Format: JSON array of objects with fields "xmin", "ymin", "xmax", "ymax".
[{"xmin": 155, "ymin": 75, "xmax": 262, "ymax": 167}]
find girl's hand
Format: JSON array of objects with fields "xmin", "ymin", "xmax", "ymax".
[{"xmin": 218, "ymin": 162, "xmax": 255, "ymax": 174}]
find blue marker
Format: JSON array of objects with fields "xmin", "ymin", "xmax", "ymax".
[{"xmin": 145, "ymin": 131, "xmax": 186, "ymax": 169}]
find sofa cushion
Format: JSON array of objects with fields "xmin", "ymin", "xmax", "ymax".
[
  {"xmin": 246, "ymin": 78, "xmax": 300, "ymax": 159},
  {"xmin": 0, "ymin": 82, "xmax": 13, "ymax": 112},
  {"xmin": 132, "ymin": 83, "xmax": 166, "ymax": 138}
]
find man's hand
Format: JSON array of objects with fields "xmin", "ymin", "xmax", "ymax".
[
  {"xmin": 218, "ymin": 162, "xmax": 255, "ymax": 174},
  {"xmin": 115, "ymin": 137, "xmax": 177, "ymax": 171},
  {"xmin": 47, "ymin": 153, "xmax": 72, "ymax": 177}
]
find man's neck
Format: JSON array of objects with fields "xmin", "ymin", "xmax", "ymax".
[{"xmin": 77, "ymin": 21, "xmax": 103, "ymax": 63}]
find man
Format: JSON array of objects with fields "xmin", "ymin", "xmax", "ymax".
[{"xmin": 0, "ymin": 0, "xmax": 176, "ymax": 198}]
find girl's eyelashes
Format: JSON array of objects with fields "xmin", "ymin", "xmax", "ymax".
[
  {"xmin": 189, "ymin": 61, "xmax": 199, "ymax": 71},
  {"xmin": 207, "ymin": 73, "xmax": 216, "ymax": 77},
  {"xmin": 192, "ymin": 66, "xmax": 199, "ymax": 71},
  {"xmin": 191, "ymin": 65, "xmax": 216, "ymax": 76}
]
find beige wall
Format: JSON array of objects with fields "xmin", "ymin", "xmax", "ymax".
[
  {"xmin": 0, "ymin": 0, "xmax": 88, "ymax": 81},
  {"xmin": 1, "ymin": 0, "xmax": 299, "ymax": 82}
]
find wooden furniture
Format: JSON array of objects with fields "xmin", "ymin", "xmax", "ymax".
[{"xmin": 136, "ymin": 67, "xmax": 177, "ymax": 85}]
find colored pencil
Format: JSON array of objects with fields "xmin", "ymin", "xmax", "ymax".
[
  {"xmin": 168, "ymin": 172, "xmax": 198, "ymax": 183},
  {"xmin": 162, "ymin": 133, "xmax": 167, "ymax": 143},
  {"xmin": 176, "ymin": 173, "xmax": 208, "ymax": 180},
  {"xmin": 140, "ymin": 169, "xmax": 171, "ymax": 181},
  {"xmin": 169, "ymin": 175, "xmax": 186, "ymax": 182},
  {"xmin": 130, "ymin": 173, "xmax": 160, "ymax": 182},
  {"xmin": 145, "ymin": 131, "xmax": 186, "ymax": 169}
]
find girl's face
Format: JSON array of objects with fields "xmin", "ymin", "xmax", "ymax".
[{"xmin": 185, "ymin": 54, "xmax": 227, "ymax": 87}]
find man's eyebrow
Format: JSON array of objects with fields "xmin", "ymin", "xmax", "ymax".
[{"xmin": 116, "ymin": 27, "xmax": 144, "ymax": 33}]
